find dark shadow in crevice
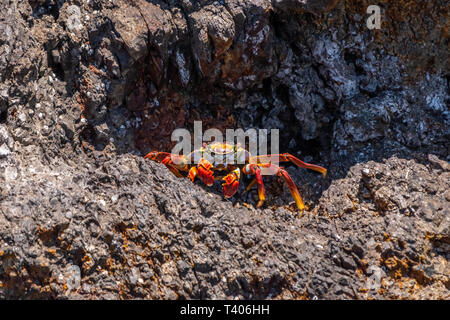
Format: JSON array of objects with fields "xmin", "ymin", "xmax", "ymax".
[
  {"xmin": 29, "ymin": 0, "xmax": 62, "ymax": 20},
  {"xmin": 46, "ymin": 49, "xmax": 65, "ymax": 81},
  {"xmin": 0, "ymin": 109, "xmax": 7, "ymax": 124}
]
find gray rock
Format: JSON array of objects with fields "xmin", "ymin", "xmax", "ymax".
[{"xmin": 0, "ymin": 144, "xmax": 11, "ymax": 158}]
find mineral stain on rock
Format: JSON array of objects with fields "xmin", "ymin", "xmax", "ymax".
[{"xmin": 0, "ymin": 0, "xmax": 448, "ymax": 299}]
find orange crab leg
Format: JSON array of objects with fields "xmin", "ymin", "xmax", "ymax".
[
  {"xmin": 160, "ymin": 156, "xmax": 184, "ymax": 178},
  {"xmin": 244, "ymin": 163, "xmax": 305, "ymax": 211},
  {"xmin": 144, "ymin": 151, "xmax": 186, "ymax": 178},
  {"xmin": 242, "ymin": 164, "xmax": 266, "ymax": 207},
  {"xmin": 250, "ymin": 153, "xmax": 327, "ymax": 178},
  {"xmin": 245, "ymin": 178, "xmax": 257, "ymax": 192},
  {"xmin": 278, "ymin": 167, "xmax": 305, "ymax": 211},
  {"xmin": 188, "ymin": 167, "xmax": 198, "ymax": 182},
  {"xmin": 144, "ymin": 151, "xmax": 177, "ymax": 162}
]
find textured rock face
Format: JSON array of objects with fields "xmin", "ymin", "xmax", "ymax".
[{"xmin": 0, "ymin": 0, "xmax": 448, "ymax": 299}]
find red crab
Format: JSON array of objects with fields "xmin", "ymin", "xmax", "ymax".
[{"xmin": 144, "ymin": 142, "xmax": 327, "ymax": 211}]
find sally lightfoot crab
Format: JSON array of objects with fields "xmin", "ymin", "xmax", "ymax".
[{"xmin": 144, "ymin": 142, "xmax": 327, "ymax": 211}]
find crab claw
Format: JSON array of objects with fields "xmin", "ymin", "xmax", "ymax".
[
  {"xmin": 197, "ymin": 158, "xmax": 214, "ymax": 186},
  {"xmin": 188, "ymin": 167, "xmax": 198, "ymax": 182},
  {"xmin": 222, "ymin": 169, "xmax": 240, "ymax": 199}
]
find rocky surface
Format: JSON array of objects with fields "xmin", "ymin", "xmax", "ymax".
[{"xmin": 0, "ymin": 0, "xmax": 448, "ymax": 299}]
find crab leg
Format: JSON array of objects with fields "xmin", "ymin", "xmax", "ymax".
[
  {"xmin": 144, "ymin": 151, "xmax": 186, "ymax": 178},
  {"xmin": 244, "ymin": 163, "xmax": 305, "ymax": 211},
  {"xmin": 244, "ymin": 163, "xmax": 274, "ymax": 192},
  {"xmin": 250, "ymin": 154, "xmax": 327, "ymax": 178},
  {"xmin": 278, "ymin": 167, "xmax": 305, "ymax": 211},
  {"xmin": 222, "ymin": 168, "xmax": 240, "ymax": 199},
  {"xmin": 188, "ymin": 167, "xmax": 198, "ymax": 182},
  {"xmin": 242, "ymin": 164, "xmax": 266, "ymax": 208},
  {"xmin": 245, "ymin": 178, "xmax": 258, "ymax": 193}
]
